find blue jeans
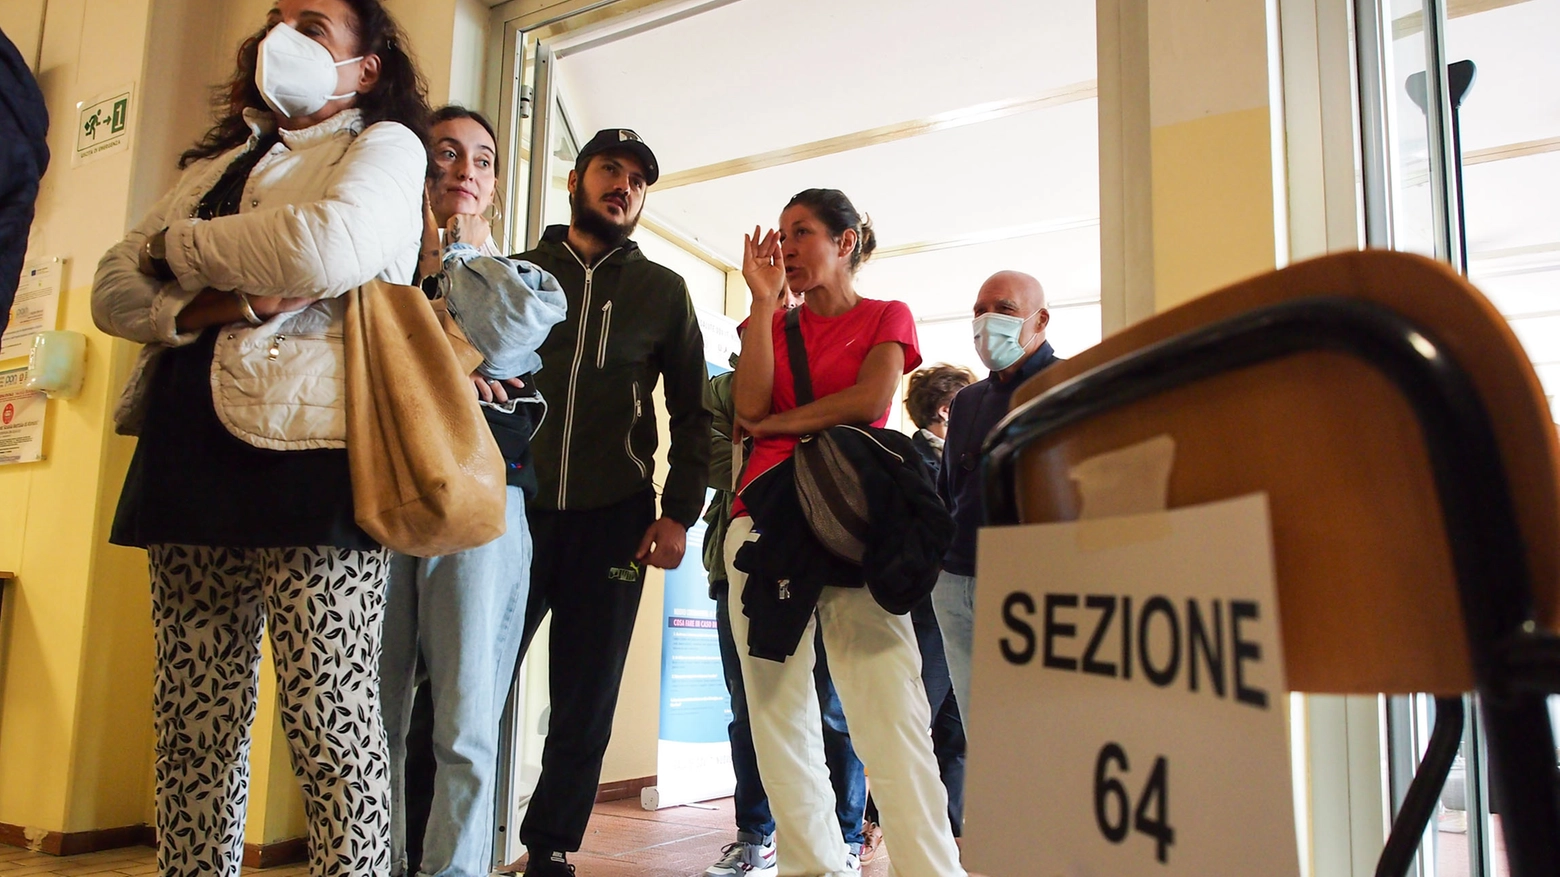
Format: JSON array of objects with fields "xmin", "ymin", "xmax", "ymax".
[
  {"xmin": 380, "ymin": 486, "xmax": 533, "ymax": 877},
  {"xmin": 715, "ymin": 584, "xmax": 866, "ymax": 847},
  {"xmin": 931, "ymin": 571, "xmax": 976, "ymax": 728}
]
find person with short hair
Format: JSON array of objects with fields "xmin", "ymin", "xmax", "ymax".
[
  {"xmin": 904, "ymin": 363, "xmax": 976, "ymax": 477},
  {"xmin": 934, "ymin": 271, "xmax": 1060, "ymax": 727},
  {"xmin": 514, "ymin": 128, "xmax": 712, "ymax": 877},
  {"xmin": 874, "ymin": 361, "xmax": 978, "ymax": 844},
  {"xmin": 729, "ymin": 187, "xmax": 965, "ymax": 877}
]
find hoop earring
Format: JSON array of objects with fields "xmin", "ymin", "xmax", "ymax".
[{"xmin": 485, "ymin": 191, "xmax": 506, "ymax": 250}]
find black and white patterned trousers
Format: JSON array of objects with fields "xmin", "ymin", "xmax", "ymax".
[{"xmin": 148, "ymin": 544, "xmax": 392, "ymax": 877}]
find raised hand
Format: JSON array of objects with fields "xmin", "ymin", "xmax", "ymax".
[{"xmin": 742, "ymin": 226, "xmax": 785, "ymax": 304}]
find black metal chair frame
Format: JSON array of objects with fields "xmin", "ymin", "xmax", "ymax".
[{"xmin": 980, "ymin": 295, "xmax": 1560, "ymax": 877}]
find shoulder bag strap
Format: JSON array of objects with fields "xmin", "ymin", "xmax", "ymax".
[{"xmin": 784, "ymin": 306, "xmax": 814, "ymax": 405}]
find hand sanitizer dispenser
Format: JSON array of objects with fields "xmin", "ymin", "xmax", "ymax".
[{"xmin": 24, "ymin": 330, "xmax": 86, "ymax": 399}]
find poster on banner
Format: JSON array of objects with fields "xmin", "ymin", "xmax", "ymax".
[
  {"xmin": 962, "ymin": 494, "xmax": 1299, "ymax": 877},
  {"xmin": 2, "ymin": 257, "xmax": 63, "ymax": 360},
  {"xmin": 0, "ymin": 368, "xmax": 47, "ymax": 465},
  {"xmin": 644, "ymin": 488, "xmax": 736, "ymax": 810}
]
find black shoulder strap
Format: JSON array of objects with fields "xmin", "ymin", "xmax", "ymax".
[{"xmin": 784, "ymin": 306, "xmax": 813, "ymax": 405}]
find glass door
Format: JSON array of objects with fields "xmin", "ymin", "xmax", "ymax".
[
  {"xmin": 1357, "ymin": 1, "xmax": 1560, "ymax": 875},
  {"xmin": 489, "ymin": 15, "xmax": 592, "ymax": 869}
]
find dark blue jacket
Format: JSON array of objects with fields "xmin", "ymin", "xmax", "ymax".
[
  {"xmin": 0, "ymin": 28, "xmax": 49, "ymax": 339},
  {"xmin": 938, "ymin": 343, "xmax": 1059, "ymax": 575}
]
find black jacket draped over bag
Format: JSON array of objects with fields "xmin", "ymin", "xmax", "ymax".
[{"xmin": 735, "ymin": 424, "xmax": 955, "ymax": 662}]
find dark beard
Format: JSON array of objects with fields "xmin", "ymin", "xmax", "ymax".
[{"xmin": 570, "ymin": 185, "xmax": 639, "ymax": 248}]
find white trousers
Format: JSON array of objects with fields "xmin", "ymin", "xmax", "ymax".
[{"xmin": 726, "ymin": 516, "xmax": 966, "ymax": 877}]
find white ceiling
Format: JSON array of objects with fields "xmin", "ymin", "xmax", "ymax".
[
  {"xmin": 644, "ymin": 98, "xmax": 1101, "ymax": 265},
  {"xmin": 550, "ymin": 0, "xmax": 1098, "ymax": 175},
  {"xmin": 1442, "ymin": 1, "xmax": 1560, "ymax": 151},
  {"xmin": 541, "ymin": 0, "xmax": 1102, "ymax": 365}
]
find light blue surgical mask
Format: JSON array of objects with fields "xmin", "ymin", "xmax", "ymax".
[{"xmin": 973, "ymin": 309, "xmax": 1041, "ymax": 371}]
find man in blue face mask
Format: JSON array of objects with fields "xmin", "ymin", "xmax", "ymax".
[{"xmin": 933, "ymin": 270, "xmax": 1058, "ymax": 729}]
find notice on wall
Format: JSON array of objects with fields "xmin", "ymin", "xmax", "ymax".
[
  {"xmin": 74, "ymin": 84, "xmax": 133, "ymax": 165},
  {"xmin": 0, "ymin": 368, "xmax": 46, "ymax": 465},
  {"xmin": 643, "ymin": 487, "xmax": 736, "ymax": 810},
  {"xmin": 2, "ymin": 256, "xmax": 63, "ymax": 360},
  {"xmin": 697, "ymin": 308, "xmax": 740, "ymax": 370},
  {"xmin": 963, "ymin": 494, "xmax": 1299, "ymax": 876}
]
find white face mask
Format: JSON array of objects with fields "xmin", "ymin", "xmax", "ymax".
[
  {"xmin": 973, "ymin": 309, "xmax": 1041, "ymax": 371},
  {"xmin": 256, "ymin": 23, "xmax": 362, "ymax": 119}
]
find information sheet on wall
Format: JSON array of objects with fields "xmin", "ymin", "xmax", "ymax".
[
  {"xmin": 645, "ymin": 487, "xmax": 736, "ymax": 809},
  {"xmin": 963, "ymin": 494, "xmax": 1298, "ymax": 876},
  {"xmin": 1, "ymin": 256, "xmax": 63, "ymax": 360},
  {"xmin": 0, "ymin": 368, "xmax": 47, "ymax": 465}
]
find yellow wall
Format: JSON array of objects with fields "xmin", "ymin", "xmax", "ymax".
[
  {"xmin": 1100, "ymin": 0, "xmax": 1285, "ymax": 324},
  {"xmin": 386, "ymin": 0, "xmax": 491, "ymax": 109},
  {"xmin": 0, "ymin": 0, "xmax": 492, "ymax": 844},
  {"xmin": 1150, "ymin": 106, "xmax": 1280, "ymax": 309},
  {"xmin": 0, "ymin": 0, "xmax": 159, "ymax": 835}
]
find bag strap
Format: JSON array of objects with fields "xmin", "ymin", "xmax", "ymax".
[{"xmin": 784, "ymin": 306, "xmax": 814, "ymax": 406}]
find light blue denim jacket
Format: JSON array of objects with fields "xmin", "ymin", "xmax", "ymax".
[{"xmin": 438, "ymin": 242, "xmax": 568, "ymax": 380}]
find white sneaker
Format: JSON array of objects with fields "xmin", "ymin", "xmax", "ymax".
[
  {"xmin": 704, "ymin": 834, "xmax": 778, "ymax": 877},
  {"xmin": 844, "ymin": 852, "xmax": 862, "ymax": 875}
]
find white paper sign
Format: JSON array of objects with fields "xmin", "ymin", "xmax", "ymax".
[
  {"xmin": 2, "ymin": 256, "xmax": 63, "ymax": 360},
  {"xmin": 964, "ymin": 494, "xmax": 1299, "ymax": 877},
  {"xmin": 696, "ymin": 308, "xmax": 740, "ymax": 368},
  {"xmin": 74, "ymin": 85, "xmax": 133, "ymax": 165},
  {"xmin": 0, "ymin": 368, "xmax": 46, "ymax": 465}
]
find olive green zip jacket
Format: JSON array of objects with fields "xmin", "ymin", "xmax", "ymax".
[
  {"xmin": 702, "ymin": 355, "xmax": 738, "ymax": 592},
  {"xmin": 518, "ymin": 225, "xmax": 712, "ymax": 527}
]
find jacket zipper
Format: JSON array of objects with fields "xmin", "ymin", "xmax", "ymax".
[
  {"xmin": 596, "ymin": 301, "xmax": 612, "ymax": 369},
  {"xmin": 625, "ymin": 381, "xmax": 647, "ymax": 478},
  {"xmin": 557, "ymin": 241, "xmax": 621, "ymax": 508}
]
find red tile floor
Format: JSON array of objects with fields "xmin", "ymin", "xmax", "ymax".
[{"xmin": 0, "ymin": 798, "xmax": 895, "ymax": 877}]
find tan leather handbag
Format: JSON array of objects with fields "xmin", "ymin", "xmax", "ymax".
[{"xmin": 343, "ymin": 278, "xmax": 507, "ymax": 557}]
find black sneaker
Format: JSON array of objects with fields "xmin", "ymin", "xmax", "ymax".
[{"xmin": 524, "ymin": 849, "xmax": 576, "ymax": 876}]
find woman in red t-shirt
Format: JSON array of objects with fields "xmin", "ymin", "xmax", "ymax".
[{"xmin": 727, "ymin": 188, "xmax": 965, "ymax": 876}]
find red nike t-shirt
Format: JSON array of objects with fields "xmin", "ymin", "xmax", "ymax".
[{"xmin": 735, "ymin": 298, "xmax": 922, "ymax": 509}]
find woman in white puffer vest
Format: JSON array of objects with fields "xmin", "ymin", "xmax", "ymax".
[{"xmin": 90, "ymin": 2, "xmax": 429, "ymax": 875}]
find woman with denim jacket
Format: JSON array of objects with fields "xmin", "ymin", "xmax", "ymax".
[
  {"xmin": 378, "ymin": 105, "xmax": 566, "ymax": 877},
  {"xmin": 90, "ymin": 2, "xmax": 430, "ymax": 874}
]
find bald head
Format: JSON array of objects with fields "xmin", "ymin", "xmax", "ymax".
[
  {"xmin": 974, "ymin": 271, "xmax": 1046, "ymax": 317},
  {"xmin": 971, "ymin": 270, "xmax": 1050, "ymax": 375}
]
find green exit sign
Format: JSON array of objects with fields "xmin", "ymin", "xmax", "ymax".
[{"xmin": 75, "ymin": 87, "xmax": 133, "ymax": 164}]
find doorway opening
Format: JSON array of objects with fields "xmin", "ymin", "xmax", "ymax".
[{"xmin": 487, "ymin": 0, "xmax": 1102, "ymax": 870}]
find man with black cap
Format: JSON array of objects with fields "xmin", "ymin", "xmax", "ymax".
[{"xmin": 515, "ymin": 129, "xmax": 711, "ymax": 876}]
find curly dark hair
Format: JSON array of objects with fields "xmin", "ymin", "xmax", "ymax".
[
  {"xmin": 905, "ymin": 363, "xmax": 977, "ymax": 429},
  {"xmin": 179, "ymin": 0, "xmax": 431, "ymax": 168}
]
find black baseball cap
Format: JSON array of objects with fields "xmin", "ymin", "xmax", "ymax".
[{"xmin": 575, "ymin": 128, "xmax": 660, "ymax": 186}]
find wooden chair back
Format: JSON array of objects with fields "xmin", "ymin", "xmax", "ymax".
[{"xmin": 1003, "ymin": 251, "xmax": 1560, "ymax": 694}]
